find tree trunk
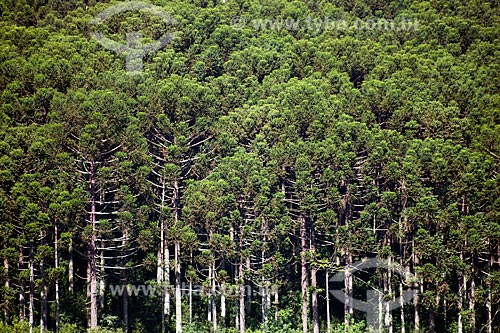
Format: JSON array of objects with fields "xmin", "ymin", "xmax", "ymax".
[
  {"xmin": 221, "ymin": 282, "xmax": 226, "ymax": 328},
  {"xmin": 3, "ymin": 254, "xmax": 10, "ymax": 323},
  {"xmin": 265, "ymin": 284, "xmax": 271, "ymax": 328},
  {"xmin": 238, "ymin": 208, "xmax": 245, "ymax": 333},
  {"xmin": 414, "ymin": 277, "xmax": 422, "ymax": 333},
  {"xmin": 261, "ymin": 281, "xmax": 268, "ymax": 328},
  {"xmin": 68, "ymin": 239, "xmax": 74, "ymax": 294},
  {"xmin": 158, "ymin": 175, "xmax": 169, "ymax": 333},
  {"xmin": 310, "ymin": 222, "xmax": 319, "ymax": 333},
  {"xmin": 400, "ymin": 264, "xmax": 408, "ymax": 333},
  {"xmin": 99, "ymin": 246, "xmax": 105, "ymax": 310},
  {"xmin": 458, "ymin": 249, "xmax": 465, "ymax": 333},
  {"xmin": 239, "ymin": 259, "xmax": 245, "ymax": 333},
  {"xmin": 208, "ymin": 261, "xmax": 212, "ymax": 323},
  {"xmin": 378, "ymin": 276, "xmax": 383, "ymax": 332},
  {"xmin": 175, "ymin": 240, "xmax": 182, "ymax": 333},
  {"xmin": 211, "ymin": 261, "xmax": 217, "ymax": 333},
  {"xmin": 246, "ymin": 257, "xmax": 251, "ymax": 315},
  {"xmin": 342, "ymin": 184, "xmax": 353, "ymax": 328},
  {"xmin": 300, "ymin": 215, "xmax": 308, "ymax": 333},
  {"xmin": 164, "ymin": 233, "xmax": 171, "ymax": 324},
  {"xmin": 344, "ymin": 250, "xmax": 353, "ymax": 327},
  {"xmin": 469, "ymin": 260, "xmax": 475, "ymax": 333},
  {"xmin": 261, "ymin": 217, "xmax": 269, "ymax": 329},
  {"xmin": 429, "ymin": 291, "xmax": 439, "ymax": 333},
  {"xmin": 444, "ymin": 296, "xmax": 447, "ymax": 327},
  {"xmin": 189, "ymin": 279, "xmax": 193, "ymax": 323},
  {"xmin": 274, "ymin": 286, "xmax": 279, "ymax": 322},
  {"xmin": 122, "ymin": 228, "xmax": 129, "ymax": 332},
  {"xmin": 19, "ymin": 244, "xmax": 25, "ymax": 321},
  {"xmin": 458, "ymin": 275, "xmax": 464, "ymax": 333},
  {"xmin": 29, "ymin": 243, "xmax": 34, "ymax": 333},
  {"xmin": 158, "ymin": 234, "xmax": 165, "ymax": 333},
  {"xmin": 413, "ymin": 238, "xmax": 420, "ymax": 333},
  {"xmin": 486, "ymin": 253, "xmax": 493, "ymax": 333},
  {"xmin": 400, "ymin": 276, "xmax": 406, "ymax": 333},
  {"xmin": 88, "ymin": 163, "xmax": 98, "ymax": 328},
  {"xmin": 123, "ymin": 286, "xmax": 128, "ymax": 332},
  {"xmin": 429, "ymin": 307, "xmax": 435, "ymax": 333},
  {"xmin": 40, "ymin": 232, "xmax": 48, "ymax": 333},
  {"xmin": 88, "ymin": 239, "xmax": 98, "ymax": 329},
  {"xmin": 326, "ymin": 270, "xmax": 331, "ymax": 333},
  {"xmin": 173, "ymin": 180, "xmax": 182, "ymax": 333},
  {"xmin": 311, "ymin": 266, "xmax": 319, "ymax": 333},
  {"xmin": 235, "ymin": 295, "xmax": 240, "ymax": 331},
  {"xmin": 55, "ymin": 220, "xmax": 60, "ymax": 333},
  {"xmin": 384, "ymin": 257, "xmax": 393, "ymax": 333}
]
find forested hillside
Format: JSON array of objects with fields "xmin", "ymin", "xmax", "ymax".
[{"xmin": 1, "ymin": 0, "xmax": 499, "ymax": 332}]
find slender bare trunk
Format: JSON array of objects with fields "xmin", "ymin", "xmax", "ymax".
[
  {"xmin": 99, "ymin": 246, "xmax": 105, "ymax": 309},
  {"xmin": 211, "ymin": 261, "xmax": 217, "ymax": 333},
  {"xmin": 88, "ymin": 162, "xmax": 98, "ymax": 328},
  {"xmin": 261, "ymin": 282, "xmax": 269, "ymax": 327},
  {"xmin": 384, "ymin": 257, "xmax": 393, "ymax": 333},
  {"xmin": 19, "ymin": 245, "xmax": 25, "ymax": 321},
  {"xmin": 40, "ymin": 277, "xmax": 48, "ymax": 332},
  {"xmin": 458, "ymin": 274, "xmax": 464, "ymax": 333},
  {"xmin": 239, "ymin": 259, "xmax": 245, "ymax": 333},
  {"xmin": 3, "ymin": 255, "xmax": 9, "ymax": 323},
  {"xmin": 261, "ymin": 216, "xmax": 269, "ymax": 329},
  {"xmin": 413, "ymin": 237, "xmax": 420, "ymax": 333},
  {"xmin": 235, "ymin": 295, "xmax": 240, "ymax": 330},
  {"xmin": 311, "ymin": 223, "xmax": 319, "ymax": 333},
  {"xmin": 458, "ymin": 248, "xmax": 465, "ymax": 333},
  {"xmin": 158, "ymin": 231, "xmax": 165, "ymax": 333},
  {"xmin": 486, "ymin": 253, "xmax": 493, "ymax": 333},
  {"xmin": 221, "ymin": 282, "xmax": 226, "ymax": 327},
  {"xmin": 343, "ymin": 185, "xmax": 352, "ymax": 328},
  {"xmin": 123, "ymin": 286, "xmax": 128, "ymax": 331},
  {"xmin": 429, "ymin": 305, "xmax": 435, "ymax": 333},
  {"xmin": 238, "ymin": 207, "xmax": 245, "ymax": 333},
  {"xmin": 300, "ymin": 215, "xmax": 308, "ymax": 333},
  {"xmin": 470, "ymin": 260, "xmax": 475, "ymax": 333},
  {"xmin": 158, "ymin": 176, "xmax": 168, "ymax": 333},
  {"xmin": 208, "ymin": 261, "xmax": 212, "ymax": 323},
  {"xmin": 413, "ymin": 279, "xmax": 420, "ymax": 333},
  {"xmin": 68, "ymin": 239, "xmax": 74, "ymax": 294},
  {"xmin": 246, "ymin": 257, "xmax": 251, "ymax": 316},
  {"xmin": 40, "ymin": 233, "xmax": 48, "ymax": 333},
  {"xmin": 274, "ymin": 287, "xmax": 279, "ymax": 322},
  {"xmin": 188, "ymin": 248, "xmax": 193, "ymax": 325},
  {"xmin": 173, "ymin": 179, "xmax": 182, "ymax": 333},
  {"xmin": 400, "ymin": 277, "xmax": 406, "ymax": 333},
  {"xmin": 444, "ymin": 295, "xmax": 447, "ymax": 327},
  {"xmin": 88, "ymin": 237, "xmax": 98, "ymax": 328},
  {"xmin": 54, "ymin": 221, "xmax": 60, "ymax": 333},
  {"xmin": 265, "ymin": 284, "xmax": 271, "ymax": 328},
  {"xmin": 175, "ymin": 240, "xmax": 182, "ymax": 333},
  {"xmin": 344, "ymin": 250, "xmax": 353, "ymax": 327},
  {"xmin": 378, "ymin": 276, "xmax": 384, "ymax": 331},
  {"xmin": 326, "ymin": 270, "xmax": 331, "ymax": 333},
  {"xmin": 311, "ymin": 266, "xmax": 319, "ymax": 333},
  {"xmin": 164, "ymin": 245, "xmax": 170, "ymax": 320},
  {"xmin": 29, "ymin": 243, "xmax": 34, "ymax": 333},
  {"xmin": 122, "ymin": 228, "xmax": 129, "ymax": 332},
  {"xmin": 400, "ymin": 264, "xmax": 408, "ymax": 333},
  {"xmin": 431, "ymin": 291, "xmax": 439, "ymax": 333},
  {"xmin": 189, "ymin": 252, "xmax": 193, "ymax": 324}
]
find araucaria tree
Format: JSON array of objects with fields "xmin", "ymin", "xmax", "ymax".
[{"xmin": 0, "ymin": 0, "xmax": 499, "ymax": 332}]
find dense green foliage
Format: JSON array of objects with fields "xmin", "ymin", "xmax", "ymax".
[{"xmin": 1, "ymin": 0, "xmax": 499, "ymax": 332}]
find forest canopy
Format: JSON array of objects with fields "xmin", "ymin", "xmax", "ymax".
[{"xmin": 0, "ymin": 0, "xmax": 499, "ymax": 333}]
